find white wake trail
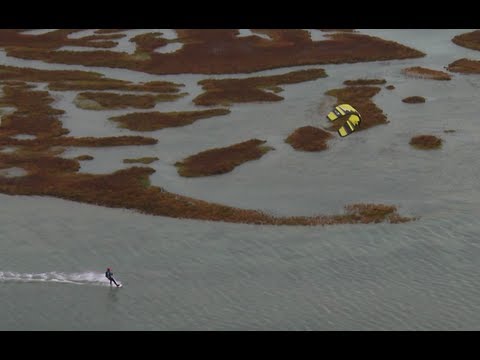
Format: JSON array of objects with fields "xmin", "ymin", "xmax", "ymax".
[{"xmin": 0, "ymin": 271, "xmax": 113, "ymax": 286}]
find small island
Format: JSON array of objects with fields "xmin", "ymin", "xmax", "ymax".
[
  {"xmin": 74, "ymin": 91, "xmax": 185, "ymax": 110},
  {"xmin": 110, "ymin": 109, "xmax": 231, "ymax": 131},
  {"xmin": 175, "ymin": 139, "xmax": 274, "ymax": 177},
  {"xmin": 193, "ymin": 68, "xmax": 327, "ymax": 106},
  {"xmin": 0, "ymin": 64, "xmax": 183, "ymax": 94},
  {"xmin": 123, "ymin": 157, "xmax": 159, "ymax": 164},
  {"xmin": 402, "ymin": 96, "xmax": 426, "ymax": 104},
  {"xmin": 285, "ymin": 126, "xmax": 333, "ymax": 151},
  {"xmin": 409, "ymin": 135, "xmax": 442, "ymax": 149},
  {"xmin": 451, "ymin": 30, "xmax": 480, "ymax": 51},
  {"xmin": 447, "ymin": 58, "xmax": 480, "ymax": 74},
  {"xmin": 75, "ymin": 155, "xmax": 94, "ymax": 161},
  {"xmin": 343, "ymin": 79, "xmax": 386, "ymax": 86},
  {"xmin": 402, "ymin": 66, "xmax": 451, "ymax": 80}
]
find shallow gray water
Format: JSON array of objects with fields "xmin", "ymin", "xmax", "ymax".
[
  {"xmin": 2, "ymin": 194, "xmax": 480, "ymax": 330},
  {"xmin": 1, "ymin": 29, "xmax": 480, "ymax": 330}
]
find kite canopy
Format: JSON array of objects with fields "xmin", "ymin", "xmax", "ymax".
[{"xmin": 326, "ymin": 104, "xmax": 362, "ymax": 137}]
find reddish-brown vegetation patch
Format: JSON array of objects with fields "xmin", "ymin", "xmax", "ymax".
[
  {"xmin": 49, "ymin": 80, "xmax": 183, "ymax": 93},
  {"xmin": 402, "ymin": 66, "xmax": 451, "ymax": 80},
  {"xmin": 343, "ymin": 79, "xmax": 386, "ymax": 85},
  {"xmin": 194, "ymin": 68, "xmax": 327, "ymax": 106},
  {"xmin": 110, "ymin": 109, "xmax": 230, "ymax": 131},
  {"xmin": 0, "ymin": 29, "xmax": 119, "ymax": 50},
  {"xmin": 0, "ymin": 136, "xmax": 157, "ymax": 148},
  {"xmin": 409, "ymin": 135, "xmax": 442, "ymax": 149},
  {"xmin": 0, "ymin": 151, "xmax": 79, "ymax": 175},
  {"xmin": 386, "ymin": 85, "xmax": 395, "ymax": 90},
  {"xmin": 123, "ymin": 157, "xmax": 159, "ymax": 164},
  {"xmin": 0, "ymin": 84, "xmax": 68, "ymax": 138},
  {"xmin": 452, "ymin": 30, "xmax": 480, "ymax": 51},
  {"xmin": 0, "ymin": 82, "xmax": 156, "ymax": 147},
  {"xmin": 0, "ymin": 30, "xmax": 418, "ymax": 226},
  {"xmin": 94, "ymin": 29, "xmax": 130, "ymax": 35},
  {"xmin": 319, "ymin": 29, "xmax": 356, "ymax": 32},
  {"xmin": 0, "ymin": 75, "xmax": 414, "ymax": 226},
  {"xmin": 402, "ymin": 96, "xmax": 426, "ymax": 103},
  {"xmin": 340, "ymin": 203, "xmax": 413, "ymax": 224},
  {"xmin": 130, "ymin": 32, "xmax": 170, "ymax": 53},
  {"xmin": 0, "ymin": 162, "xmax": 414, "ymax": 225},
  {"xmin": 1, "ymin": 80, "xmax": 33, "ymax": 87},
  {"xmin": 0, "ymin": 64, "xmax": 110, "ymax": 82},
  {"xmin": 325, "ymin": 86, "xmax": 388, "ymax": 133},
  {"xmin": 75, "ymin": 155, "xmax": 94, "ymax": 161},
  {"xmin": 0, "ymin": 65, "xmax": 183, "ymax": 93},
  {"xmin": 74, "ymin": 91, "xmax": 184, "ymax": 110},
  {"xmin": 81, "ymin": 34, "xmax": 126, "ymax": 41},
  {"xmin": 175, "ymin": 139, "xmax": 274, "ymax": 177},
  {"xmin": 285, "ymin": 126, "xmax": 333, "ymax": 151},
  {"xmin": 447, "ymin": 58, "xmax": 480, "ymax": 74},
  {"xmin": 1, "ymin": 30, "xmax": 424, "ymax": 75},
  {"xmin": 0, "ymin": 64, "xmax": 106, "ymax": 83}
]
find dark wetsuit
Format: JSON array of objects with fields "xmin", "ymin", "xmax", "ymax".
[{"xmin": 105, "ymin": 270, "xmax": 119, "ymax": 286}]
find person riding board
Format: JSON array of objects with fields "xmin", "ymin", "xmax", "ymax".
[{"xmin": 105, "ymin": 267, "xmax": 120, "ymax": 287}]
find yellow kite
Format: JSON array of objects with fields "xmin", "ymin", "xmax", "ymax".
[{"xmin": 326, "ymin": 104, "xmax": 362, "ymax": 137}]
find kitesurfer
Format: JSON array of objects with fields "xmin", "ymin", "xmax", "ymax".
[{"xmin": 105, "ymin": 267, "xmax": 120, "ymax": 287}]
